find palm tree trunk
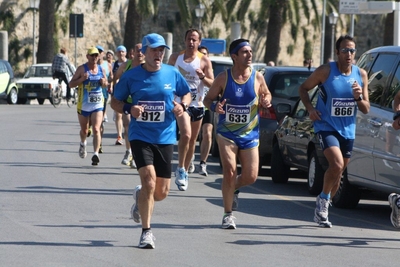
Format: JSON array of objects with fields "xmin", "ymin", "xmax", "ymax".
[
  {"xmin": 37, "ymin": 0, "xmax": 55, "ymax": 63},
  {"xmin": 264, "ymin": 1, "xmax": 287, "ymax": 64},
  {"xmin": 124, "ymin": 0, "xmax": 142, "ymax": 50},
  {"xmin": 384, "ymin": 13, "xmax": 394, "ymax": 46}
]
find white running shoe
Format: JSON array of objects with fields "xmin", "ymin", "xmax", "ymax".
[
  {"xmin": 222, "ymin": 214, "xmax": 236, "ymax": 229},
  {"xmin": 130, "ymin": 185, "xmax": 141, "ymax": 223},
  {"xmin": 314, "ymin": 195, "xmax": 332, "ymax": 228},
  {"xmin": 188, "ymin": 156, "xmax": 195, "ymax": 173},
  {"xmin": 199, "ymin": 162, "xmax": 208, "ymax": 176},
  {"xmin": 121, "ymin": 150, "xmax": 132, "ymax": 166},
  {"xmin": 138, "ymin": 230, "xmax": 156, "ymax": 249},
  {"xmin": 79, "ymin": 143, "xmax": 87, "ymax": 159},
  {"xmin": 175, "ymin": 167, "xmax": 187, "ymax": 186},
  {"xmin": 177, "ymin": 171, "xmax": 189, "ymax": 191}
]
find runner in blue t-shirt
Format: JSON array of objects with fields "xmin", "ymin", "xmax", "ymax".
[
  {"xmin": 111, "ymin": 33, "xmax": 191, "ymax": 249},
  {"xmin": 299, "ymin": 35, "xmax": 370, "ymax": 228}
]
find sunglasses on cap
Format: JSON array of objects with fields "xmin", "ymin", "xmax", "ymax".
[
  {"xmin": 89, "ymin": 54, "xmax": 99, "ymax": 57},
  {"xmin": 340, "ymin": 48, "xmax": 357, "ymax": 54}
]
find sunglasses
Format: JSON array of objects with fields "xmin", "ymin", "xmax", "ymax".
[
  {"xmin": 340, "ymin": 48, "xmax": 357, "ymax": 54},
  {"xmin": 89, "ymin": 54, "xmax": 99, "ymax": 57}
]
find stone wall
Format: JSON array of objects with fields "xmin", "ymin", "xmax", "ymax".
[{"xmin": 3, "ymin": 0, "xmax": 386, "ymax": 75}]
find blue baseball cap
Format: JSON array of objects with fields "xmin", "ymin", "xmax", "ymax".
[
  {"xmin": 141, "ymin": 33, "xmax": 170, "ymax": 53},
  {"xmin": 116, "ymin": 45, "xmax": 127, "ymax": 52},
  {"xmin": 96, "ymin": 45, "xmax": 104, "ymax": 52}
]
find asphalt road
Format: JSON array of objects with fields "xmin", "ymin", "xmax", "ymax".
[{"xmin": 0, "ymin": 101, "xmax": 399, "ymax": 267}]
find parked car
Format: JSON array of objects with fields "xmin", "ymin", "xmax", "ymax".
[
  {"xmin": 16, "ymin": 63, "xmax": 74, "ymax": 105},
  {"xmin": 209, "ymin": 63, "xmax": 316, "ymax": 168},
  {"xmin": 272, "ymin": 46, "xmax": 400, "ymax": 209},
  {"xmin": 271, "ymin": 86, "xmax": 325, "ymax": 195},
  {"xmin": 0, "ymin": 59, "xmax": 18, "ymax": 104}
]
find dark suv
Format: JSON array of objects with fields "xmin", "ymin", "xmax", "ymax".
[{"xmin": 210, "ymin": 65, "xmax": 315, "ymax": 168}]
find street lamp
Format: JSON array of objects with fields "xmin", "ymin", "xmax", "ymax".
[
  {"xmin": 29, "ymin": 0, "xmax": 40, "ymax": 64},
  {"xmin": 329, "ymin": 12, "xmax": 338, "ymax": 61},
  {"xmin": 195, "ymin": 4, "xmax": 205, "ymax": 31}
]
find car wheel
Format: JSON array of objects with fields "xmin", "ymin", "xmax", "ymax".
[
  {"xmin": 332, "ymin": 168, "xmax": 360, "ymax": 209},
  {"xmin": 17, "ymin": 97, "xmax": 27, "ymax": 104},
  {"xmin": 37, "ymin": 98, "xmax": 45, "ymax": 105},
  {"xmin": 7, "ymin": 88, "xmax": 18, "ymax": 104},
  {"xmin": 307, "ymin": 150, "xmax": 324, "ymax": 195},
  {"xmin": 270, "ymin": 143, "xmax": 289, "ymax": 183}
]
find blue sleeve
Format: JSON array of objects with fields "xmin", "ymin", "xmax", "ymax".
[
  {"xmin": 175, "ymin": 71, "xmax": 190, "ymax": 97},
  {"xmin": 114, "ymin": 72, "xmax": 130, "ymax": 101}
]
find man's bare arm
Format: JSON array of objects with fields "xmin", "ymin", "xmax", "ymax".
[
  {"xmin": 198, "ymin": 56, "xmax": 214, "ymax": 88},
  {"xmin": 69, "ymin": 65, "xmax": 87, "ymax": 88},
  {"xmin": 256, "ymin": 72, "xmax": 272, "ymax": 108},
  {"xmin": 204, "ymin": 72, "xmax": 226, "ymax": 113},
  {"xmin": 167, "ymin": 53, "xmax": 178, "ymax": 66}
]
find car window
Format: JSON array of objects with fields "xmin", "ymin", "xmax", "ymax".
[
  {"xmin": 271, "ymin": 74, "xmax": 310, "ymax": 100},
  {"xmin": 0, "ymin": 62, "xmax": 6, "ymax": 74},
  {"xmin": 24, "ymin": 66, "xmax": 53, "ymax": 78},
  {"xmin": 251, "ymin": 63, "xmax": 266, "ymax": 72},
  {"xmin": 382, "ymin": 63, "xmax": 400, "ymax": 109},
  {"xmin": 212, "ymin": 62, "xmax": 232, "ymax": 77},
  {"xmin": 294, "ymin": 87, "xmax": 318, "ymax": 118},
  {"xmin": 357, "ymin": 52, "xmax": 377, "ymax": 73},
  {"xmin": 368, "ymin": 53, "xmax": 398, "ymax": 105}
]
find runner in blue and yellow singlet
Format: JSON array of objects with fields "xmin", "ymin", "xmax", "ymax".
[
  {"xmin": 204, "ymin": 39, "xmax": 272, "ymax": 230},
  {"xmin": 69, "ymin": 47, "xmax": 108, "ymax": 166}
]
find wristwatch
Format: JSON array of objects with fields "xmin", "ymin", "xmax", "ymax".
[{"xmin": 180, "ymin": 102, "xmax": 188, "ymax": 111}]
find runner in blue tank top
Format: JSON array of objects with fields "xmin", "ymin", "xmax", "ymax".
[
  {"xmin": 204, "ymin": 39, "xmax": 272, "ymax": 230},
  {"xmin": 69, "ymin": 47, "xmax": 108, "ymax": 166},
  {"xmin": 299, "ymin": 35, "xmax": 370, "ymax": 228},
  {"xmin": 111, "ymin": 33, "xmax": 191, "ymax": 249}
]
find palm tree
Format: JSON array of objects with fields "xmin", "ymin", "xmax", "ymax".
[
  {"xmin": 262, "ymin": 0, "xmax": 340, "ymax": 64},
  {"xmin": 264, "ymin": 1, "xmax": 287, "ymax": 64},
  {"xmin": 123, "ymin": 0, "xmax": 159, "ymax": 50},
  {"xmin": 88, "ymin": 0, "xmax": 164, "ymax": 50},
  {"xmin": 36, "ymin": 0, "xmax": 55, "ymax": 63}
]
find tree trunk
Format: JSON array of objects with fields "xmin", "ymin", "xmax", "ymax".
[
  {"xmin": 384, "ymin": 13, "xmax": 394, "ymax": 46},
  {"xmin": 124, "ymin": 0, "xmax": 142, "ymax": 50},
  {"xmin": 264, "ymin": 1, "xmax": 287, "ymax": 64},
  {"xmin": 37, "ymin": 0, "xmax": 55, "ymax": 63}
]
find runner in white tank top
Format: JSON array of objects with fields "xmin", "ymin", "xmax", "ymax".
[{"xmin": 168, "ymin": 28, "xmax": 214, "ymax": 191}]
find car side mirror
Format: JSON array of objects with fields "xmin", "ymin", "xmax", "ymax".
[{"xmin": 275, "ymin": 103, "xmax": 291, "ymax": 114}]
